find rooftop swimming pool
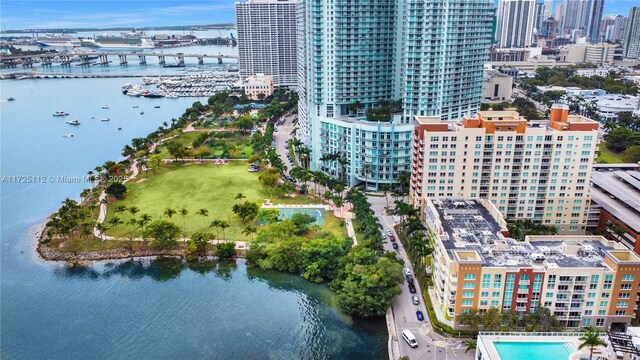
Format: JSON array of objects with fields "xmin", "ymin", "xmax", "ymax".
[{"xmin": 494, "ymin": 342, "xmax": 576, "ymax": 360}]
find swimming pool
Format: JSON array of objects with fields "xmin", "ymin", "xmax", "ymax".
[
  {"xmin": 261, "ymin": 207, "xmax": 325, "ymax": 225},
  {"xmin": 494, "ymin": 342, "xmax": 576, "ymax": 360}
]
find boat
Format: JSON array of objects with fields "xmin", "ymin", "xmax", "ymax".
[
  {"xmin": 101, "ymin": 105, "xmax": 109, "ymax": 109},
  {"xmin": 100, "ymin": 118, "xmax": 110, "ymax": 122},
  {"xmin": 53, "ymin": 111, "xmax": 68, "ymax": 116},
  {"xmin": 133, "ymin": 105, "xmax": 139, "ymax": 108},
  {"xmin": 118, "ymin": 127, "xmax": 123, "ymax": 130},
  {"xmin": 140, "ymin": 111, "xmax": 144, "ymax": 115},
  {"xmin": 37, "ymin": 33, "xmax": 81, "ymax": 47},
  {"xmin": 63, "ymin": 133, "xmax": 74, "ymax": 138},
  {"xmin": 7, "ymin": 97, "xmax": 15, "ymax": 101},
  {"xmin": 80, "ymin": 30, "xmax": 155, "ymax": 49},
  {"xmin": 66, "ymin": 120, "xmax": 81, "ymax": 125},
  {"xmin": 154, "ymin": 106, "xmax": 160, "ymax": 108}
]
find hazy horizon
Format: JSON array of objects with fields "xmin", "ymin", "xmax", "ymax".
[{"xmin": 1, "ymin": 0, "xmax": 638, "ymax": 31}]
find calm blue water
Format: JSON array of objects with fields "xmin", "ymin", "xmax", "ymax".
[
  {"xmin": 0, "ymin": 78, "xmax": 387, "ymax": 359},
  {"xmin": 493, "ymin": 342, "xmax": 576, "ymax": 360}
]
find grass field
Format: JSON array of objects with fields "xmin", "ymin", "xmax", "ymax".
[
  {"xmin": 156, "ymin": 132, "xmax": 254, "ymax": 159},
  {"xmin": 596, "ymin": 143, "xmax": 624, "ymax": 164},
  {"xmin": 104, "ymin": 161, "xmax": 342, "ymax": 240}
]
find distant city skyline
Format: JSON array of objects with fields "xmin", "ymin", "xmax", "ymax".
[{"xmin": 0, "ymin": 0, "xmax": 637, "ymax": 30}]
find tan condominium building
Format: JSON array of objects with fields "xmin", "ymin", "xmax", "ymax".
[
  {"xmin": 410, "ymin": 105, "xmax": 600, "ymax": 234},
  {"xmin": 243, "ymin": 73, "xmax": 274, "ymax": 100},
  {"xmin": 424, "ymin": 198, "xmax": 640, "ymax": 331}
]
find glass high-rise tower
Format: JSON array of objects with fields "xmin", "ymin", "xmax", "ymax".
[{"xmin": 297, "ymin": 0, "xmax": 494, "ymax": 188}]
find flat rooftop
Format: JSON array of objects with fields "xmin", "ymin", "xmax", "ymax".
[
  {"xmin": 432, "ymin": 199, "xmax": 625, "ymax": 269},
  {"xmin": 590, "ymin": 165, "xmax": 640, "ymax": 234}
]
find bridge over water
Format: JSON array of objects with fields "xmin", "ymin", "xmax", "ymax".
[{"xmin": 0, "ymin": 52, "xmax": 238, "ymax": 68}]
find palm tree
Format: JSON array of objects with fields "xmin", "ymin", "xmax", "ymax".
[
  {"xmin": 179, "ymin": 208, "xmax": 189, "ymax": 229},
  {"xmin": 362, "ymin": 162, "xmax": 372, "ymax": 190},
  {"xmin": 139, "ymin": 213, "xmax": 152, "ymax": 230},
  {"xmin": 108, "ymin": 216, "xmax": 123, "ymax": 228},
  {"xmin": 128, "ymin": 206, "xmax": 140, "ymax": 216},
  {"xmin": 95, "ymin": 221, "xmax": 109, "ymax": 241},
  {"xmin": 235, "ymin": 193, "xmax": 246, "ymax": 201},
  {"xmin": 242, "ymin": 225, "xmax": 256, "ymax": 240},
  {"xmin": 219, "ymin": 221, "xmax": 230, "ymax": 241},
  {"xmin": 464, "ymin": 339, "xmax": 477, "ymax": 354},
  {"xmin": 164, "ymin": 207, "xmax": 177, "ymax": 219},
  {"xmin": 579, "ymin": 328, "xmax": 606, "ymax": 360},
  {"xmin": 196, "ymin": 208, "xmax": 209, "ymax": 227},
  {"xmin": 114, "ymin": 205, "xmax": 128, "ymax": 214},
  {"xmin": 482, "ymin": 307, "xmax": 502, "ymax": 330}
]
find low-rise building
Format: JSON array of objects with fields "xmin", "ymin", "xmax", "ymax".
[
  {"xmin": 410, "ymin": 105, "xmax": 599, "ymax": 234},
  {"xmin": 242, "ymin": 73, "xmax": 274, "ymax": 100},
  {"xmin": 582, "ymin": 94, "xmax": 640, "ymax": 122},
  {"xmin": 575, "ymin": 67, "xmax": 610, "ymax": 77},
  {"xmin": 588, "ymin": 164, "xmax": 640, "ymax": 256},
  {"xmin": 425, "ymin": 198, "xmax": 640, "ymax": 331},
  {"xmin": 483, "ymin": 68, "xmax": 513, "ymax": 102},
  {"xmin": 559, "ymin": 43, "xmax": 618, "ymax": 64}
]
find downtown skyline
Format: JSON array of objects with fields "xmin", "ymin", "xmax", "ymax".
[{"xmin": 1, "ymin": 0, "xmax": 638, "ymax": 30}]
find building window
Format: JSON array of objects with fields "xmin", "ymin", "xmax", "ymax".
[
  {"xmin": 464, "ymin": 274, "xmax": 476, "ymax": 281},
  {"xmin": 482, "ymin": 274, "xmax": 491, "ymax": 288},
  {"xmin": 595, "ymin": 318, "xmax": 604, "ymax": 327}
]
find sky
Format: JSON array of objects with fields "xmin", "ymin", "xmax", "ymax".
[{"xmin": 0, "ymin": 0, "xmax": 637, "ymax": 31}]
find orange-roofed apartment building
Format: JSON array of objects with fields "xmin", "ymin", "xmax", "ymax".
[{"xmin": 410, "ymin": 105, "xmax": 600, "ymax": 234}]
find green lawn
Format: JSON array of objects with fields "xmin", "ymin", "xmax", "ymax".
[
  {"xmin": 105, "ymin": 161, "xmax": 331, "ymax": 240},
  {"xmin": 156, "ymin": 132, "xmax": 201, "ymax": 159},
  {"xmin": 596, "ymin": 143, "xmax": 624, "ymax": 164}
]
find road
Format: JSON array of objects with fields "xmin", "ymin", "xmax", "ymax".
[
  {"xmin": 273, "ymin": 112, "xmax": 297, "ymax": 173},
  {"xmin": 367, "ymin": 195, "xmax": 472, "ymax": 360}
]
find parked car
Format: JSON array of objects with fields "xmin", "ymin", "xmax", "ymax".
[
  {"xmin": 416, "ymin": 311, "xmax": 424, "ymax": 321},
  {"xmin": 408, "ymin": 283, "xmax": 416, "ymax": 294},
  {"xmin": 403, "ymin": 268, "xmax": 412, "ymax": 276},
  {"xmin": 389, "ymin": 235, "xmax": 396, "ymax": 242},
  {"xmin": 386, "ymin": 230, "xmax": 393, "ymax": 236},
  {"xmin": 412, "ymin": 295, "xmax": 420, "ymax": 305},
  {"xmin": 406, "ymin": 274, "xmax": 414, "ymax": 284},
  {"xmin": 392, "ymin": 243, "xmax": 399, "ymax": 250}
]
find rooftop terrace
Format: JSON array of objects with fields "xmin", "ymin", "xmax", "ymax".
[{"xmin": 431, "ymin": 199, "xmax": 630, "ymax": 269}]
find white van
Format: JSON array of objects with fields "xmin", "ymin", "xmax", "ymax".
[{"xmin": 402, "ymin": 329, "xmax": 418, "ymax": 348}]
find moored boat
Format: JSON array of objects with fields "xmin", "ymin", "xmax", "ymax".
[
  {"xmin": 63, "ymin": 133, "xmax": 74, "ymax": 138},
  {"xmin": 101, "ymin": 105, "xmax": 109, "ymax": 109},
  {"xmin": 53, "ymin": 111, "xmax": 68, "ymax": 116},
  {"xmin": 66, "ymin": 120, "xmax": 81, "ymax": 125}
]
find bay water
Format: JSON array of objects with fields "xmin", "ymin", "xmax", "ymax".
[{"xmin": 0, "ymin": 76, "xmax": 387, "ymax": 359}]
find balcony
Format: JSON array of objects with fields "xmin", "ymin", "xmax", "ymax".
[
  {"xmin": 518, "ymin": 288, "xmax": 529, "ymax": 294},
  {"xmin": 519, "ymin": 280, "xmax": 530, "ymax": 286}
]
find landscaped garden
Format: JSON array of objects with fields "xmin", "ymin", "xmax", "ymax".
[{"xmin": 104, "ymin": 161, "xmax": 345, "ymax": 241}]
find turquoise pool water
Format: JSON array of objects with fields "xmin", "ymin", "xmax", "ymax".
[
  {"xmin": 278, "ymin": 207, "xmax": 326, "ymax": 225},
  {"xmin": 494, "ymin": 342, "xmax": 576, "ymax": 360}
]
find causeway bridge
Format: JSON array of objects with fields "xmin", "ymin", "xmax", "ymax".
[{"xmin": 0, "ymin": 52, "xmax": 238, "ymax": 68}]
